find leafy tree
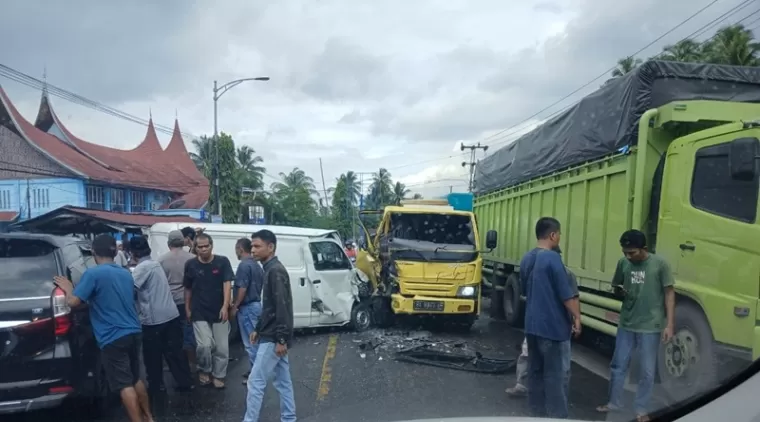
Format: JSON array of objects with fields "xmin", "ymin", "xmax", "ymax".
[
  {"xmin": 660, "ymin": 39, "xmax": 704, "ymax": 63},
  {"xmin": 366, "ymin": 168, "xmax": 394, "ymax": 209},
  {"xmin": 703, "ymin": 24, "xmax": 760, "ymax": 66},
  {"xmin": 270, "ymin": 167, "xmax": 318, "ymax": 226},
  {"xmin": 611, "ymin": 56, "xmax": 642, "ymax": 77},
  {"xmin": 391, "ymin": 181, "xmax": 410, "ymax": 205},
  {"xmin": 236, "ymin": 146, "xmax": 266, "ymax": 191},
  {"xmin": 412, "ymin": 193, "xmax": 423, "ymax": 200}
]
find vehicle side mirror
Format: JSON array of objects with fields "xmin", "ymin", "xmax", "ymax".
[
  {"xmin": 729, "ymin": 137, "xmax": 759, "ymax": 181},
  {"xmin": 485, "ymin": 230, "xmax": 498, "ymax": 250}
]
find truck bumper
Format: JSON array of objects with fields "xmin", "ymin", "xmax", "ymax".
[{"xmin": 390, "ymin": 294, "xmax": 477, "ymax": 315}]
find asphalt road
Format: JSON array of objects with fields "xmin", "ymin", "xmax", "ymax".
[{"xmin": 7, "ymin": 299, "xmax": 623, "ymax": 422}]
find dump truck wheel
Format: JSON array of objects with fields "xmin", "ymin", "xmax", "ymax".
[
  {"xmin": 503, "ymin": 273, "xmax": 524, "ymax": 327},
  {"xmin": 371, "ymin": 296, "xmax": 395, "ymax": 328},
  {"xmin": 350, "ymin": 301, "xmax": 372, "ymax": 332},
  {"xmin": 657, "ymin": 302, "xmax": 716, "ymax": 402}
]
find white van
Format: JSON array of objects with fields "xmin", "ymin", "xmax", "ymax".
[{"xmin": 145, "ymin": 222, "xmax": 372, "ymax": 331}]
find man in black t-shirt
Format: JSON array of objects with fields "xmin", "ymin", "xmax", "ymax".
[{"xmin": 183, "ymin": 233, "xmax": 234, "ymax": 389}]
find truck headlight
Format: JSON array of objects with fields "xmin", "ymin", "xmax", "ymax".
[{"xmin": 457, "ymin": 286, "xmax": 477, "ymax": 297}]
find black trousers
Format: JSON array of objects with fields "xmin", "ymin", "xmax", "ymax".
[{"xmin": 142, "ymin": 317, "xmax": 193, "ymax": 390}]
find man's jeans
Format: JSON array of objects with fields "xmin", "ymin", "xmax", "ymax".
[
  {"xmin": 243, "ymin": 341, "xmax": 296, "ymax": 422},
  {"xmin": 526, "ymin": 334, "xmax": 572, "ymax": 418},
  {"xmin": 238, "ymin": 302, "xmax": 262, "ymax": 368},
  {"xmin": 607, "ymin": 327, "xmax": 660, "ymax": 414},
  {"xmin": 192, "ymin": 321, "xmax": 230, "ymax": 379}
]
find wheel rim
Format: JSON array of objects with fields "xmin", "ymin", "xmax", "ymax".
[
  {"xmin": 504, "ymin": 283, "xmax": 515, "ymax": 318},
  {"xmin": 356, "ymin": 309, "xmax": 370, "ymax": 328},
  {"xmin": 663, "ymin": 327, "xmax": 700, "ymax": 380}
]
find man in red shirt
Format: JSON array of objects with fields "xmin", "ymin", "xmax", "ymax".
[{"xmin": 344, "ymin": 241, "xmax": 357, "ymax": 260}]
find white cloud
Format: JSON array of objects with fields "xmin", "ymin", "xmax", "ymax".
[{"xmin": 0, "ymin": 0, "xmax": 729, "ymax": 199}]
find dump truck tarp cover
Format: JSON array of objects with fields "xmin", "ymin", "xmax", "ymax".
[{"xmin": 474, "ymin": 60, "xmax": 760, "ymax": 194}]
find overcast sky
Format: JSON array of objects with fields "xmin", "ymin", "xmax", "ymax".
[{"xmin": 0, "ymin": 0, "xmax": 741, "ymax": 198}]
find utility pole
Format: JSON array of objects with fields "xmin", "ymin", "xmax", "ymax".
[
  {"xmin": 461, "ymin": 142, "xmax": 489, "ymax": 192},
  {"xmin": 26, "ymin": 179, "xmax": 30, "ymax": 219},
  {"xmin": 319, "ymin": 158, "xmax": 329, "ymax": 213},
  {"xmin": 212, "ymin": 76, "xmax": 270, "ymax": 220}
]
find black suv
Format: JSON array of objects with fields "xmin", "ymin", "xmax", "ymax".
[{"xmin": 0, "ymin": 233, "xmax": 110, "ymax": 414}]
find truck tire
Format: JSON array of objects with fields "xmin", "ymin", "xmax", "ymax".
[
  {"xmin": 371, "ymin": 296, "xmax": 395, "ymax": 328},
  {"xmin": 657, "ymin": 302, "xmax": 716, "ymax": 403},
  {"xmin": 503, "ymin": 273, "xmax": 524, "ymax": 327}
]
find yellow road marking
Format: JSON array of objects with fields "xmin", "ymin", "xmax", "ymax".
[{"xmin": 316, "ymin": 334, "xmax": 338, "ymax": 402}]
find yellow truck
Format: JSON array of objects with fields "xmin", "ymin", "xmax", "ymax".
[
  {"xmin": 474, "ymin": 60, "xmax": 760, "ymax": 401},
  {"xmin": 355, "ymin": 199, "xmax": 496, "ymax": 330}
]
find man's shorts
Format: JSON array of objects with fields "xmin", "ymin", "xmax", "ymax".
[
  {"xmin": 177, "ymin": 305, "xmax": 197, "ymax": 350},
  {"xmin": 102, "ymin": 333, "xmax": 142, "ymax": 391}
]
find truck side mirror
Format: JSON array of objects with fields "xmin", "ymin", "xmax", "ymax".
[
  {"xmin": 485, "ymin": 230, "xmax": 498, "ymax": 250},
  {"xmin": 729, "ymin": 137, "xmax": 759, "ymax": 181}
]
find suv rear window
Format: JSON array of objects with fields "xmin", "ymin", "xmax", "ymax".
[{"xmin": 0, "ymin": 238, "xmax": 58, "ymax": 298}]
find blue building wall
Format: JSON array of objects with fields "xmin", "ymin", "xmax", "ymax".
[{"xmin": 0, "ymin": 177, "xmax": 202, "ymax": 221}]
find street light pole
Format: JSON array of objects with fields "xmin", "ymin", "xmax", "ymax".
[{"xmin": 212, "ymin": 76, "xmax": 270, "ymax": 220}]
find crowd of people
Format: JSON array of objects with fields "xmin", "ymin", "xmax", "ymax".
[
  {"xmin": 53, "ymin": 227, "xmax": 297, "ymax": 422},
  {"xmin": 506, "ymin": 217, "xmax": 675, "ymax": 422}
]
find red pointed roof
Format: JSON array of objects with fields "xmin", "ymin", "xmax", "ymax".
[{"xmin": 0, "ymin": 85, "xmax": 208, "ymax": 207}]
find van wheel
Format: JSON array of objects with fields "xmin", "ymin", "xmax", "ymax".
[
  {"xmin": 657, "ymin": 302, "xmax": 716, "ymax": 402},
  {"xmin": 503, "ymin": 273, "xmax": 524, "ymax": 327},
  {"xmin": 350, "ymin": 302, "xmax": 372, "ymax": 331}
]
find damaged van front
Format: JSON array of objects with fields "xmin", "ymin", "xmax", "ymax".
[{"xmin": 356, "ymin": 200, "xmax": 496, "ymax": 330}]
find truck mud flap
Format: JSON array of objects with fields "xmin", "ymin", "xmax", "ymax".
[{"xmin": 394, "ymin": 347, "xmax": 516, "ymax": 374}]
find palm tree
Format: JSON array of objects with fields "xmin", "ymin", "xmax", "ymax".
[
  {"xmin": 611, "ymin": 56, "xmax": 642, "ymax": 77},
  {"xmin": 271, "ymin": 167, "xmax": 317, "ymax": 195},
  {"xmin": 412, "ymin": 193, "xmax": 423, "ymax": 200},
  {"xmin": 660, "ymin": 39, "xmax": 704, "ymax": 63},
  {"xmin": 190, "ymin": 136, "xmax": 213, "ymax": 176},
  {"xmin": 367, "ymin": 168, "xmax": 394, "ymax": 208},
  {"xmin": 236, "ymin": 146, "xmax": 266, "ymax": 190},
  {"xmin": 341, "ymin": 171, "xmax": 362, "ymax": 205},
  {"xmin": 270, "ymin": 168, "xmax": 318, "ymax": 226},
  {"xmin": 704, "ymin": 24, "xmax": 760, "ymax": 66},
  {"xmin": 391, "ymin": 182, "xmax": 410, "ymax": 205}
]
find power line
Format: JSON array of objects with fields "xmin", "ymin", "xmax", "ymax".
[{"xmin": 460, "ymin": 142, "xmax": 488, "ymax": 191}]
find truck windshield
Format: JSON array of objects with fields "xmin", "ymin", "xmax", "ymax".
[{"xmin": 387, "ymin": 212, "xmax": 477, "ymax": 262}]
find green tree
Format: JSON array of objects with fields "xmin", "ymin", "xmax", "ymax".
[
  {"xmin": 190, "ymin": 136, "xmax": 213, "ymax": 174},
  {"xmin": 329, "ymin": 173, "xmax": 356, "ymax": 239},
  {"xmin": 391, "ymin": 181, "xmax": 410, "ymax": 205},
  {"xmin": 412, "ymin": 193, "xmax": 423, "ymax": 199},
  {"xmin": 270, "ymin": 167, "xmax": 318, "ymax": 226},
  {"xmin": 660, "ymin": 39, "xmax": 704, "ymax": 63},
  {"xmin": 366, "ymin": 168, "xmax": 394, "ymax": 209},
  {"xmin": 236, "ymin": 146, "xmax": 266, "ymax": 191},
  {"xmin": 703, "ymin": 24, "xmax": 760, "ymax": 66},
  {"xmin": 611, "ymin": 56, "xmax": 642, "ymax": 78}
]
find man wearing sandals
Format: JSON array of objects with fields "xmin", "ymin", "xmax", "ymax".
[
  {"xmin": 183, "ymin": 232, "xmax": 235, "ymax": 389},
  {"xmin": 596, "ymin": 230, "xmax": 675, "ymax": 422}
]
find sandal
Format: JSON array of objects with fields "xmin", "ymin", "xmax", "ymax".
[
  {"xmin": 198, "ymin": 373, "xmax": 211, "ymax": 386},
  {"xmin": 212, "ymin": 379, "xmax": 225, "ymax": 389}
]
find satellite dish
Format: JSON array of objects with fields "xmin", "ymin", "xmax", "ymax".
[{"xmin": 168, "ymin": 200, "xmax": 186, "ymax": 209}]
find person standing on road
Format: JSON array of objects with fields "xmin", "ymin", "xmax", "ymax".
[
  {"xmin": 53, "ymin": 234, "xmax": 154, "ymax": 422},
  {"xmin": 130, "ymin": 236, "xmax": 194, "ymax": 394},
  {"xmin": 243, "ymin": 229, "xmax": 296, "ymax": 422},
  {"xmin": 231, "ymin": 237, "xmax": 265, "ymax": 385},
  {"xmin": 183, "ymin": 232, "xmax": 234, "ymax": 389},
  {"xmin": 158, "ymin": 230, "xmax": 198, "ymax": 371},
  {"xmin": 507, "ymin": 246, "xmax": 579, "ymax": 398},
  {"xmin": 597, "ymin": 230, "xmax": 675, "ymax": 422},
  {"xmin": 523, "ymin": 217, "xmax": 581, "ymax": 419}
]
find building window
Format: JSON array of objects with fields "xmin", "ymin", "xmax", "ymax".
[
  {"xmin": 32, "ymin": 188, "xmax": 50, "ymax": 209},
  {"xmin": 690, "ymin": 141, "xmax": 759, "ymax": 223},
  {"xmin": 0, "ymin": 190, "xmax": 10, "ymax": 209},
  {"xmin": 111, "ymin": 188, "xmax": 125, "ymax": 212},
  {"xmin": 86, "ymin": 185, "xmax": 104, "ymax": 210},
  {"xmin": 131, "ymin": 191, "xmax": 146, "ymax": 213}
]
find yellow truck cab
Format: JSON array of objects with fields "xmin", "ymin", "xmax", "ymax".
[{"xmin": 356, "ymin": 197, "xmax": 497, "ymax": 330}]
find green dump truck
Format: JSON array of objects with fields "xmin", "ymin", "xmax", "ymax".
[{"xmin": 474, "ymin": 60, "xmax": 760, "ymax": 402}]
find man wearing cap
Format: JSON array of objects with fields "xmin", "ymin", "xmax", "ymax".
[
  {"xmin": 158, "ymin": 230, "xmax": 198, "ymax": 371},
  {"xmin": 131, "ymin": 236, "xmax": 193, "ymax": 393}
]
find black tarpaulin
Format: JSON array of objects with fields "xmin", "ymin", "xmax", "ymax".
[
  {"xmin": 475, "ymin": 60, "xmax": 760, "ymax": 194},
  {"xmin": 395, "ymin": 346, "xmax": 517, "ymax": 374}
]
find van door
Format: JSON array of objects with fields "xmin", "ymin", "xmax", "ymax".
[
  {"xmin": 305, "ymin": 239, "xmax": 356, "ymax": 326},
  {"xmin": 275, "ymin": 238, "xmax": 312, "ymax": 328}
]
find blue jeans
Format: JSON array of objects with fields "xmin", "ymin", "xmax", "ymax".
[
  {"xmin": 238, "ymin": 302, "xmax": 262, "ymax": 368},
  {"xmin": 526, "ymin": 334, "xmax": 571, "ymax": 418},
  {"xmin": 243, "ymin": 341, "xmax": 296, "ymax": 422},
  {"xmin": 607, "ymin": 327, "xmax": 659, "ymax": 414}
]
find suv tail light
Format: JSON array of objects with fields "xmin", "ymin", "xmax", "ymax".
[{"xmin": 52, "ymin": 287, "xmax": 72, "ymax": 336}]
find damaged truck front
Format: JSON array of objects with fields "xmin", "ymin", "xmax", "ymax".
[{"xmin": 356, "ymin": 199, "xmax": 497, "ymax": 330}]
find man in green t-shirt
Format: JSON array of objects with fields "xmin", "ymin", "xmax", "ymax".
[{"xmin": 597, "ymin": 229, "xmax": 675, "ymax": 422}]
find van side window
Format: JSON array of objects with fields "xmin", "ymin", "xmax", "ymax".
[
  {"xmin": 690, "ymin": 142, "xmax": 759, "ymax": 223},
  {"xmin": 309, "ymin": 241, "xmax": 351, "ymax": 271}
]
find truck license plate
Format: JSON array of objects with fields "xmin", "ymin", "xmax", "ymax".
[{"xmin": 413, "ymin": 300, "xmax": 444, "ymax": 312}]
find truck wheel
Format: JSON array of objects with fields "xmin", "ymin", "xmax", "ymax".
[
  {"xmin": 503, "ymin": 273, "xmax": 524, "ymax": 327},
  {"xmin": 350, "ymin": 302, "xmax": 372, "ymax": 331},
  {"xmin": 371, "ymin": 296, "xmax": 395, "ymax": 328},
  {"xmin": 657, "ymin": 302, "xmax": 716, "ymax": 402}
]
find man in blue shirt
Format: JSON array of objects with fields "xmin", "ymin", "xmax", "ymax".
[
  {"xmin": 230, "ymin": 237, "xmax": 265, "ymax": 384},
  {"xmin": 523, "ymin": 217, "xmax": 581, "ymax": 419},
  {"xmin": 54, "ymin": 234, "xmax": 153, "ymax": 422}
]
